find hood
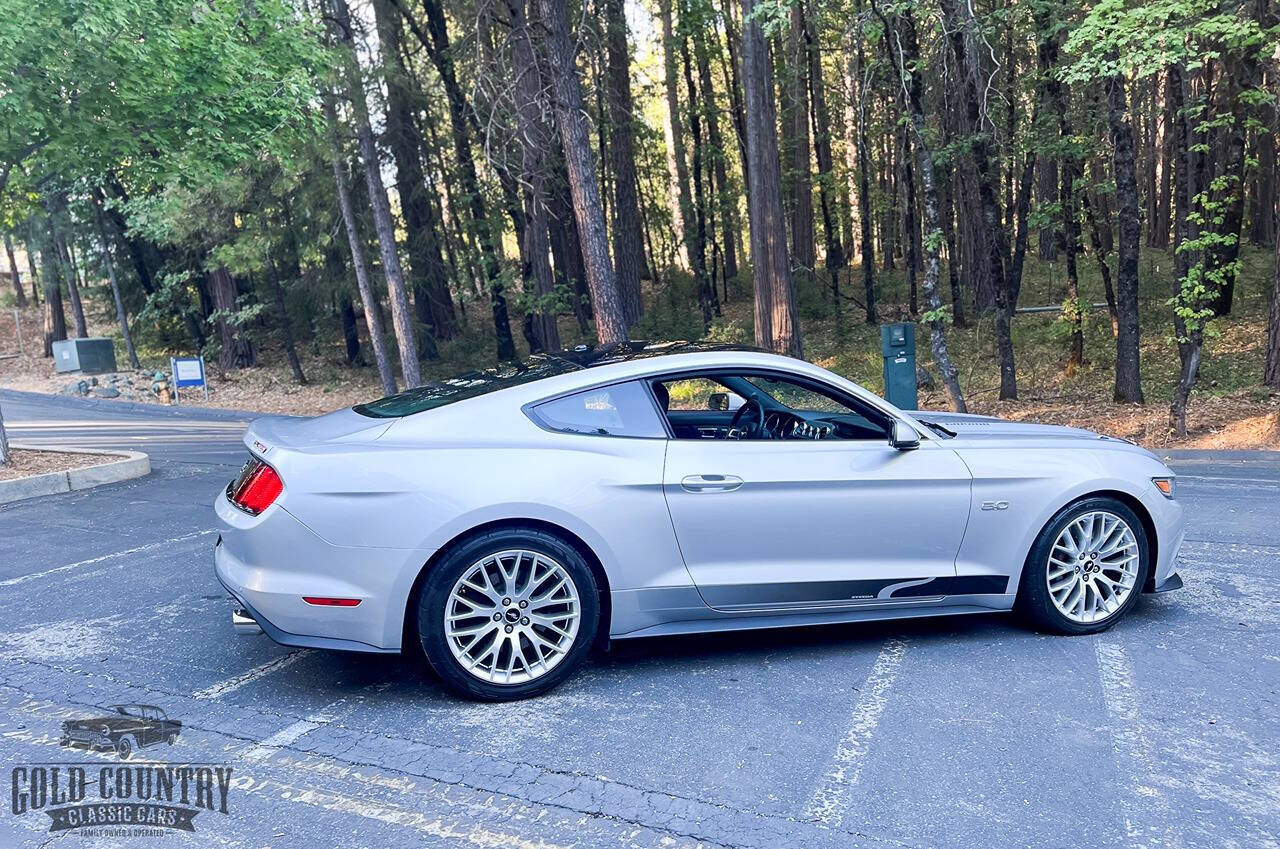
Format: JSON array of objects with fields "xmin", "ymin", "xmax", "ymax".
[
  {"xmin": 912, "ymin": 411, "xmax": 1130, "ymax": 445},
  {"xmin": 245, "ymin": 409, "xmax": 394, "ymax": 454}
]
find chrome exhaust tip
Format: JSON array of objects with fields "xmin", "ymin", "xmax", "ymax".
[{"xmin": 232, "ymin": 607, "xmax": 262, "ymax": 635}]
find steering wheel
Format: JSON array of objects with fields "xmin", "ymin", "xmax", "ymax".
[{"xmin": 727, "ymin": 398, "xmax": 765, "ymax": 439}]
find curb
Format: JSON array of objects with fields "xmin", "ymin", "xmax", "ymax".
[
  {"xmin": 0, "ymin": 445, "xmax": 151, "ymax": 505},
  {"xmin": 1160, "ymin": 449, "xmax": 1280, "ymax": 461},
  {"xmin": 0, "ymin": 387, "xmax": 267, "ymax": 422}
]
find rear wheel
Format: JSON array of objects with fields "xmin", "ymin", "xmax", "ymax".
[
  {"xmin": 1018, "ymin": 497, "xmax": 1150, "ymax": 634},
  {"xmin": 418, "ymin": 528, "xmax": 599, "ymax": 701}
]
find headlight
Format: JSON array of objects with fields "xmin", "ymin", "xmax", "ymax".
[{"xmin": 1152, "ymin": 477, "xmax": 1174, "ymax": 498}]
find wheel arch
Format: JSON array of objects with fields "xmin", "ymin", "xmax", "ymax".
[
  {"xmin": 400, "ymin": 518, "xmax": 613, "ymax": 655},
  {"xmin": 1020, "ymin": 488, "xmax": 1159, "ymax": 595}
]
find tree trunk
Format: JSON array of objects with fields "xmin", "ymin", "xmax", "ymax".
[
  {"xmin": 92, "ymin": 195, "xmax": 140, "ymax": 370},
  {"xmin": 681, "ymin": 30, "xmax": 715, "ymax": 330},
  {"xmin": 902, "ymin": 127, "xmax": 919, "ymax": 316},
  {"xmin": 538, "ymin": 0, "xmax": 628, "ymax": 345},
  {"xmin": 1169, "ymin": 63, "xmax": 1198, "ymax": 434},
  {"xmin": 1081, "ymin": 193, "xmax": 1119, "ymax": 335},
  {"xmin": 940, "ymin": 164, "xmax": 965, "ymax": 326},
  {"xmin": 401, "ymin": 0, "xmax": 517, "ymax": 360},
  {"xmin": 785, "ymin": 2, "xmax": 815, "ymax": 271},
  {"xmin": 373, "ymin": 0, "xmax": 457, "ymax": 347},
  {"xmin": 23, "ymin": 223, "xmax": 39, "ymax": 306},
  {"xmin": 0, "ymin": 397, "xmax": 9, "ymax": 466},
  {"xmin": 323, "ymin": 95, "xmax": 397, "ymax": 396},
  {"xmin": 45, "ymin": 204, "xmax": 87, "ymax": 339},
  {"xmin": 873, "ymin": 0, "xmax": 965, "ymax": 410},
  {"xmin": 506, "ymin": 0, "xmax": 561, "ymax": 353},
  {"xmin": 940, "ymin": 0, "xmax": 1013, "ymax": 398},
  {"xmin": 331, "ymin": 0, "xmax": 422, "ymax": 387},
  {"xmin": 1248, "ymin": 105, "xmax": 1276, "ymax": 247},
  {"xmin": 604, "ymin": 0, "xmax": 646, "ymax": 326},
  {"xmin": 659, "ymin": 0, "xmax": 692, "ymax": 270},
  {"xmin": 4, "ymin": 234, "xmax": 26, "ymax": 307},
  {"xmin": 1266, "ymin": 213, "xmax": 1280, "ymax": 387},
  {"xmin": 741, "ymin": 0, "xmax": 801, "ymax": 357},
  {"xmin": 38, "ymin": 237, "xmax": 67, "ymax": 357},
  {"xmin": 853, "ymin": 1, "xmax": 876, "ymax": 324},
  {"xmin": 804, "ymin": 0, "xmax": 843, "ymax": 295},
  {"xmin": 1106, "ymin": 70, "xmax": 1145, "ymax": 403},
  {"xmin": 698, "ymin": 27, "xmax": 739, "ymax": 285},
  {"xmin": 338, "ymin": 295, "xmax": 364, "ymax": 366},
  {"xmin": 207, "ymin": 266, "xmax": 255, "ymax": 370}
]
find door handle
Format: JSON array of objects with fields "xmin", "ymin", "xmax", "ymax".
[{"xmin": 681, "ymin": 474, "xmax": 743, "ymax": 493}]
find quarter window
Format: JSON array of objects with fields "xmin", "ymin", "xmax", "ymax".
[{"xmin": 530, "ymin": 381, "xmax": 666, "ymax": 438}]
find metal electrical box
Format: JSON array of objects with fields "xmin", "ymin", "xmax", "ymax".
[
  {"xmin": 880, "ymin": 323, "xmax": 917, "ymax": 410},
  {"xmin": 52, "ymin": 338, "xmax": 118, "ymax": 375}
]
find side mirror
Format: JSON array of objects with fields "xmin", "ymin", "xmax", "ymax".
[
  {"xmin": 708, "ymin": 392, "xmax": 730, "ymax": 411},
  {"xmin": 889, "ymin": 420, "xmax": 920, "ymax": 451}
]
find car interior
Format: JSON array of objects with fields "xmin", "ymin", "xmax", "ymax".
[{"xmin": 649, "ymin": 373, "xmax": 892, "ymax": 440}]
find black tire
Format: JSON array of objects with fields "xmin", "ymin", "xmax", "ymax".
[
  {"xmin": 116, "ymin": 735, "xmax": 135, "ymax": 760},
  {"xmin": 417, "ymin": 527, "xmax": 600, "ymax": 701},
  {"xmin": 1017, "ymin": 496, "xmax": 1150, "ymax": 635}
]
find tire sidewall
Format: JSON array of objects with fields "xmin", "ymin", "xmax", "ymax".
[
  {"xmin": 1020, "ymin": 497, "xmax": 1150, "ymax": 634},
  {"xmin": 418, "ymin": 528, "xmax": 600, "ymax": 701}
]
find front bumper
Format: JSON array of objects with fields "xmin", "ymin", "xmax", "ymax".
[{"xmin": 1140, "ymin": 480, "xmax": 1186, "ymax": 592}]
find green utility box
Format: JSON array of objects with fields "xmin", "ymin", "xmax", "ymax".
[
  {"xmin": 880, "ymin": 323, "xmax": 917, "ymax": 410},
  {"xmin": 51, "ymin": 338, "xmax": 118, "ymax": 375}
]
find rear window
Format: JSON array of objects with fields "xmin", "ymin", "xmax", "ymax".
[{"xmin": 353, "ymin": 356, "xmax": 582, "ymax": 418}]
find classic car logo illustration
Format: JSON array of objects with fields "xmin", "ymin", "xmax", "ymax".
[
  {"xmin": 59, "ymin": 704, "xmax": 182, "ymax": 760},
  {"xmin": 5, "ymin": 704, "xmax": 234, "ymax": 836}
]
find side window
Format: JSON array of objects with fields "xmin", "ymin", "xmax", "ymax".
[
  {"xmin": 661, "ymin": 377, "xmax": 745, "ymax": 411},
  {"xmin": 530, "ymin": 381, "xmax": 666, "ymax": 438}
]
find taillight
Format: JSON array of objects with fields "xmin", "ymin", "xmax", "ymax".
[{"xmin": 227, "ymin": 458, "xmax": 283, "ymax": 515}]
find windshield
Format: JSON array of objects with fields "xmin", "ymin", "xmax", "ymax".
[{"xmin": 353, "ymin": 356, "xmax": 582, "ymax": 418}]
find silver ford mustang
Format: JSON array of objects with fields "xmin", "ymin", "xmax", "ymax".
[{"xmin": 214, "ymin": 342, "xmax": 1185, "ymax": 701}]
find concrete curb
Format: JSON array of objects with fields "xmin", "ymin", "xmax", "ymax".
[
  {"xmin": 1160, "ymin": 449, "xmax": 1280, "ymax": 461},
  {"xmin": 0, "ymin": 444, "xmax": 151, "ymax": 505},
  {"xmin": 0, "ymin": 387, "xmax": 267, "ymax": 422}
]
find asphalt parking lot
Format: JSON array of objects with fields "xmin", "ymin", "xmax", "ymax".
[{"xmin": 1, "ymin": 389, "xmax": 1277, "ymax": 848}]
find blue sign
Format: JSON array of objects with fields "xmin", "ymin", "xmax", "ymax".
[
  {"xmin": 170, "ymin": 356, "xmax": 209, "ymax": 403},
  {"xmin": 172, "ymin": 357, "xmax": 206, "ymax": 387}
]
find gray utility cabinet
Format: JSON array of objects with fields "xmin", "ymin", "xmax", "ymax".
[
  {"xmin": 880, "ymin": 323, "xmax": 917, "ymax": 410},
  {"xmin": 52, "ymin": 338, "xmax": 118, "ymax": 375}
]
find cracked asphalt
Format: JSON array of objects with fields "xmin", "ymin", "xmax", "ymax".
[{"xmin": 1, "ymin": 389, "xmax": 1278, "ymax": 848}]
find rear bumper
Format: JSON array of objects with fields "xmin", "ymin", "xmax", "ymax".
[{"xmin": 213, "ymin": 491, "xmax": 433, "ymax": 652}]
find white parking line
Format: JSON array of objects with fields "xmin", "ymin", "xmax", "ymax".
[
  {"xmin": 803, "ymin": 637, "xmax": 908, "ymax": 827},
  {"xmin": 193, "ymin": 650, "xmax": 310, "ymax": 700},
  {"xmin": 0, "ymin": 530, "xmax": 217, "ymax": 588},
  {"xmin": 1095, "ymin": 640, "xmax": 1184, "ymax": 849},
  {"xmin": 242, "ymin": 702, "xmax": 343, "ymax": 762}
]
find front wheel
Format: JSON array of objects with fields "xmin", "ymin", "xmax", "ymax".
[
  {"xmin": 418, "ymin": 528, "xmax": 600, "ymax": 701},
  {"xmin": 1018, "ymin": 497, "xmax": 1150, "ymax": 635},
  {"xmin": 116, "ymin": 735, "xmax": 136, "ymax": 760}
]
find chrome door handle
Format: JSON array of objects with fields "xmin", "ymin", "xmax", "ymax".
[{"xmin": 681, "ymin": 474, "xmax": 744, "ymax": 493}]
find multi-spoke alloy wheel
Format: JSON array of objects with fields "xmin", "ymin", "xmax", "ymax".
[
  {"xmin": 1019, "ymin": 497, "xmax": 1149, "ymax": 635},
  {"xmin": 419, "ymin": 528, "xmax": 599, "ymax": 701},
  {"xmin": 444, "ymin": 549, "xmax": 581, "ymax": 685},
  {"xmin": 1047, "ymin": 511, "xmax": 1139, "ymax": 624}
]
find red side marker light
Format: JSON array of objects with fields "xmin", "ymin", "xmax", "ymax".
[{"xmin": 302, "ymin": 597, "xmax": 362, "ymax": 607}]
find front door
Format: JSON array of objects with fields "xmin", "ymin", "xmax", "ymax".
[{"xmin": 656, "ymin": 373, "xmax": 972, "ymax": 611}]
